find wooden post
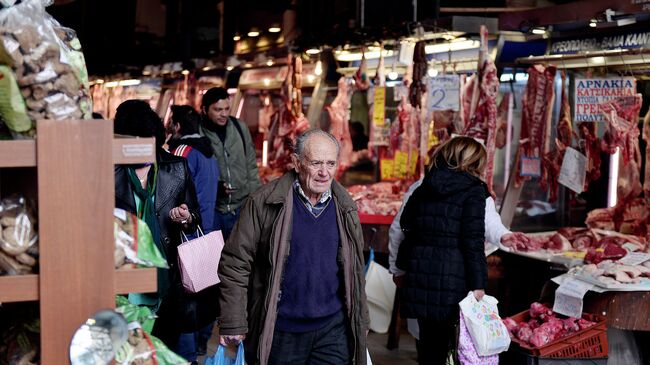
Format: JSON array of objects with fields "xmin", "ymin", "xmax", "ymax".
[{"xmin": 38, "ymin": 120, "xmax": 115, "ymax": 364}]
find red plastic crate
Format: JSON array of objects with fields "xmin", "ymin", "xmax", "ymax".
[{"xmin": 508, "ymin": 310, "xmax": 608, "ymax": 358}]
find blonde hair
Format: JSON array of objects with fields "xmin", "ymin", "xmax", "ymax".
[{"xmin": 431, "ymin": 136, "xmax": 487, "ymax": 179}]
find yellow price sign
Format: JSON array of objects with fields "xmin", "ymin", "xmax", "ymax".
[
  {"xmin": 373, "ymin": 87, "xmax": 386, "ymax": 127},
  {"xmin": 393, "ymin": 150, "xmax": 408, "ymax": 179},
  {"xmin": 409, "ymin": 149, "xmax": 419, "ymax": 177},
  {"xmin": 380, "ymin": 158, "xmax": 394, "ymax": 180}
]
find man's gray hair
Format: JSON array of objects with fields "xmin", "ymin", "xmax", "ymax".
[{"xmin": 294, "ymin": 129, "xmax": 340, "ymax": 158}]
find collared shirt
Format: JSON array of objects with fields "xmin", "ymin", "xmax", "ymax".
[{"xmin": 293, "ymin": 179, "xmax": 332, "ymax": 217}]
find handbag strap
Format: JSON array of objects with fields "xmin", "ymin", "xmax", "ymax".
[{"xmin": 180, "ymin": 226, "xmax": 205, "ymax": 243}]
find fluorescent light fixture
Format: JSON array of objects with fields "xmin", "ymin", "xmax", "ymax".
[
  {"xmin": 590, "ymin": 56, "xmax": 605, "ymax": 64},
  {"xmin": 95, "ymin": 79, "xmax": 104, "ymax": 84},
  {"xmin": 427, "ymin": 68, "xmax": 438, "ymax": 77},
  {"xmin": 499, "ymin": 73, "xmax": 514, "ymax": 82},
  {"xmin": 306, "ymin": 48, "xmax": 321, "ymax": 55},
  {"xmin": 244, "ymin": 63, "xmax": 253, "ymax": 68},
  {"xmin": 314, "ymin": 60, "xmax": 323, "ymax": 76},
  {"xmin": 589, "ymin": 19, "xmax": 597, "ymax": 28},
  {"xmin": 119, "ymin": 79, "xmax": 141, "ymax": 87},
  {"xmin": 268, "ymin": 26, "xmax": 281, "ymax": 33},
  {"xmin": 514, "ymin": 73, "xmax": 528, "ymax": 82},
  {"xmin": 227, "ymin": 88, "xmax": 238, "ymax": 94},
  {"xmin": 607, "ymin": 148, "xmax": 619, "ymax": 207},
  {"xmin": 202, "ymin": 66, "xmax": 210, "ymax": 71},
  {"xmin": 181, "ymin": 69, "xmax": 190, "ymax": 75},
  {"xmin": 226, "ymin": 66, "xmax": 234, "ymax": 71},
  {"xmin": 263, "ymin": 78, "xmax": 270, "ymax": 86},
  {"xmin": 266, "ymin": 59, "xmax": 274, "ymax": 66},
  {"xmin": 306, "ymin": 74, "xmax": 315, "ymax": 83},
  {"xmin": 424, "ymin": 40, "xmax": 480, "ymax": 54},
  {"xmin": 248, "ymin": 28, "xmax": 260, "ymax": 37},
  {"xmin": 531, "ymin": 27, "xmax": 546, "ymax": 35},
  {"xmin": 104, "ymin": 81, "xmax": 118, "ymax": 88},
  {"xmin": 336, "ymin": 49, "xmax": 395, "ymax": 62}
]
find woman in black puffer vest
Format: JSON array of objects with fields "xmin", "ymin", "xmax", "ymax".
[{"xmin": 396, "ymin": 136, "xmax": 489, "ymax": 365}]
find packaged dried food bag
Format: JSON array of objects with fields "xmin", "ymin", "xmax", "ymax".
[
  {"xmin": 0, "ymin": 65, "xmax": 31, "ymax": 133},
  {"xmin": 115, "ymin": 296, "xmax": 156, "ymax": 334},
  {"xmin": 115, "ymin": 322, "xmax": 188, "ymax": 365},
  {"xmin": 0, "ymin": 0, "xmax": 91, "ymax": 135},
  {"xmin": 0, "ymin": 304, "xmax": 40, "ymax": 365},
  {"xmin": 114, "ymin": 208, "xmax": 168, "ymax": 269},
  {"xmin": 0, "ymin": 195, "xmax": 38, "ymax": 275}
]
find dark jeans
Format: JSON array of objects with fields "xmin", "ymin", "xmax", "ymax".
[
  {"xmin": 268, "ymin": 311, "xmax": 350, "ymax": 365},
  {"xmin": 173, "ymin": 322, "xmax": 214, "ymax": 362},
  {"xmin": 417, "ymin": 318, "xmax": 456, "ymax": 365},
  {"xmin": 213, "ymin": 207, "xmax": 241, "ymax": 241}
]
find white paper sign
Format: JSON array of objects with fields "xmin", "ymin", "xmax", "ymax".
[
  {"xmin": 553, "ymin": 277, "xmax": 593, "ymax": 318},
  {"xmin": 426, "ymin": 75, "xmax": 460, "ymax": 112},
  {"xmin": 398, "ymin": 41, "xmax": 415, "ymax": 65},
  {"xmin": 618, "ymin": 252, "xmax": 650, "ymax": 266},
  {"xmin": 574, "ymin": 77, "xmax": 636, "ymax": 122},
  {"xmin": 558, "ymin": 147, "xmax": 587, "ymax": 194}
]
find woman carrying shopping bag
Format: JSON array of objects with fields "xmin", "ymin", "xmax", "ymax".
[{"xmin": 396, "ymin": 136, "xmax": 489, "ymax": 365}]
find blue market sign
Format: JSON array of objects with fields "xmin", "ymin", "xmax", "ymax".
[{"xmin": 550, "ymin": 31, "xmax": 650, "ymax": 55}]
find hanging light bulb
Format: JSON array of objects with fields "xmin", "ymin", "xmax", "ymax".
[
  {"xmin": 428, "ymin": 67, "xmax": 438, "ymax": 77},
  {"xmin": 314, "ymin": 60, "xmax": 323, "ymax": 76},
  {"xmin": 306, "ymin": 47, "xmax": 321, "ymax": 55},
  {"xmin": 388, "ymin": 61, "xmax": 398, "ymax": 80},
  {"xmin": 233, "ymin": 33, "xmax": 241, "ymax": 41}
]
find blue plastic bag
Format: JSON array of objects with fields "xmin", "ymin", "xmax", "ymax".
[{"xmin": 205, "ymin": 343, "xmax": 245, "ymax": 365}]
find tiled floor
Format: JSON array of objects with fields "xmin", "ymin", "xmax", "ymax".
[{"xmin": 201, "ymin": 326, "xmax": 419, "ymax": 364}]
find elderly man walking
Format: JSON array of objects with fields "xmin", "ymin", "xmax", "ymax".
[{"xmin": 218, "ymin": 129, "xmax": 370, "ymax": 365}]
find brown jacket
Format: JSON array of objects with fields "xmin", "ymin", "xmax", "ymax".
[{"xmin": 218, "ymin": 172, "xmax": 370, "ymax": 365}]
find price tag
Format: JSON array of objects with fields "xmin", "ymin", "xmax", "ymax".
[
  {"xmin": 393, "ymin": 151, "xmax": 408, "ymax": 178},
  {"xmin": 553, "ymin": 277, "xmax": 593, "ymax": 318},
  {"xmin": 558, "ymin": 147, "xmax": 587, "ymax": 194},
  {"xmin": 380, "ymin": 159, "xmax": 394, "ymax": 181},
  {"xmin": 618, "ymin": 252, "xmax": 650, "ymax": 266},
  {"xmin": 122, "ymin": 143, "xmax": 154, "ymax": 158},
  {"xmin": 426, "ymin": 75, "xmax": 460, "ymax": 112},
  {"xmin": 373, "ymin": 87, "xmax": 386, "ymax": 127},
  {"xmin": 520, "ymin": 156, "xmax": 541, "ymax": 177}
]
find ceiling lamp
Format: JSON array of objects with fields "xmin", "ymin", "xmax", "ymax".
[
  {"xmin": 233, "ymin": 33, "xmax": 241, "ymax": 41},
  {"xmin": 427, "ymin": 68, "xmax": 438, "ymax": 77},
  {"xmin": 266, "ymin": 59, "xmax": 274, "ymax": 66},
  {"xmin": 589, "ymin": 19, "xmax": 598, "ymax": 28},
  {"xmin": 531, "ymin": 27, "xmax": 546, "ymax": 35},
  {"xmin": 306, "ymin": 47, "xmax": 321, "ymax": 55},
  {"xmin": 387, "ymin": 60, "xmax": 398, "ymax": 80},
  {"xmin": 314, "ymin": 60, "xmax": 323, "ymax": 76},
  {"xmin": 268, "ymin": 24, "xmax": 281, "ymax": 33},
  {"xmin": 248, "ymin": 28, "xmax": 260, "ymax": 37}
]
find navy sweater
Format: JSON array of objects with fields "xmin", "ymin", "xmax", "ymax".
[{"xmin": 275, "ymin": 191, "xmax": 344, "ymax": 332}]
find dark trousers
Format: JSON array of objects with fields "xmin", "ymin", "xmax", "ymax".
[
  {"xmin": 268, "ymin": 311, "xmax": 350, "ymax": 365},
  {"xmin": 213, "ymin": 207, "xmax": 241, "ymax": 241},
  {"xmin": 417, "ymin": 318, "xmax": 456, "ymax": 365}
]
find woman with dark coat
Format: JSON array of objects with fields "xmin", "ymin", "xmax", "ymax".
[
  {"xmin": 396, "ymin": 136, "xmax": 489, "ymax": 365},
  {"xmin": 113, "ymin": 100, "xmax": 219, "ymax": 361}
]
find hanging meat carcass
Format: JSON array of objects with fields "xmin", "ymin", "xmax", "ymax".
[
  {"xmin": 599, "ymin": 94, "xmax": 643, "ymax": 202},
  {"xmin": 578, "ymin": 121, "xmax": 602, "ymax": 189},
  {"xmin": 462, "ymin": 25, "xmax": 499, "ymax": 193},
  {"xmin": 327, "ymin": 77, "xmax": 353, "ymax": 178},
  {"xmin": 353, "ymin": 49, "xmax": 371, "ymax": 91},
  {"xmin": 541, "ymin": 71, "xmax": 574, "ymax": 202},
  {"xmin": 515, "ymin": 64, "xmax": 557, "ymax": 188},
  {"xmin": 409, "ymin": 41, "xmax": 427, "ymax": 108},
  {"xmin": 267, "ymin": 55, "xmax": 309, "ymax": 174}
]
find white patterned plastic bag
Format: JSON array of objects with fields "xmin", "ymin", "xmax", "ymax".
[{"xmin": 458, "ymin": 292, "xmax": 510, "ymax": 356}]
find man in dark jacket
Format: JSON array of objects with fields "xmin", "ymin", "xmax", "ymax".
[
  {"xmin": 113, "ymin": 100, "xmax": 219, "ymax": 363},
  {"xmin": 199, "ymin": 87, "xmax": 261, "ymax": 240},
  {"xmin": 218, "ymin": 129, "xmax": 370, "ymax": 365}
]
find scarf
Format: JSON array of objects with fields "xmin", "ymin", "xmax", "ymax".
[{"xmin": 126, "ymin": 165, "xmax": 169, "ymax": 309}]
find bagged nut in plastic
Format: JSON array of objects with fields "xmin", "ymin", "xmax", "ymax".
[
  {"xmin": 0, "ymin": 195, "xmax": 38, "ymax": 275},
  {"xmin": 0, "ymin": 0, "xmax": 91, "ymax": 136},
  {"xmin": 114, "ymin": 208, "xmax": 168, "ymax": 270}
]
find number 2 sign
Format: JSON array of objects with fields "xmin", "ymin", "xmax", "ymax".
[{"xmin": 426, "ymin": 75, "xmax": 460, "ymax": 112}]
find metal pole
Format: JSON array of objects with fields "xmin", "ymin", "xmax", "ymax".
[
  {"xmin": 413, "ymin": 0, "xmax": 417, "ymax": 22},
  {"xmin": 361, "ymin": 0, "xmax": 365, "ymax": 27}
]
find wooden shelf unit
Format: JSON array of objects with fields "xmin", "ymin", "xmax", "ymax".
[{"xmin": 0, "ymin": 120, "xmax": 157, "ymax": 364}]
